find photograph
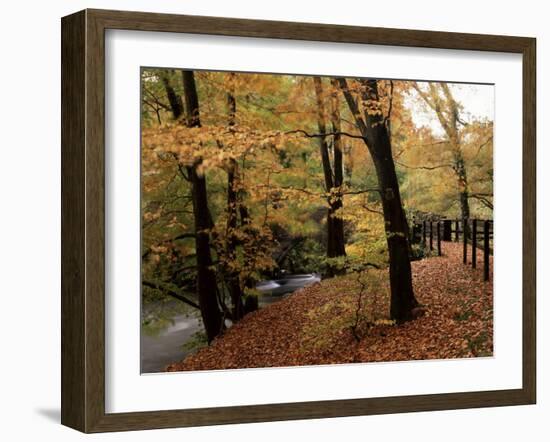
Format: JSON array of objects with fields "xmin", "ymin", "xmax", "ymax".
[
  {"xmin": 140, "ymin": 68, "xmax": 494, "ymax": 374},
  {"xmin": 0, "ymin": 0, "xmax": 543, "ymax": 438}
]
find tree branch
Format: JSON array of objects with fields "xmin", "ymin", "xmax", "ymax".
[
  {"xmin": 265, "ymin": 185, "xmax": 380, "ymax": 197},
  {"xmin": 142, "ymin": 280, "xmax": 200, "ymax": 309},
  {"xmin": 395, "ymin": 161, "xmax": 452, "ymax": 171},
  {"xmin": 276, "ymin": 237, "xmax": 306, "ymax": 266},
  {"xmin": 385, "ymin": 80, "xmax": 394, "ymax": 137},
  {"xmin": 344, "ymin": 188, "xmax": 382, "ymax": 195},
  {"xmin": 336, "ymin": 78, "xmax": 371, "ymax": 145},
  {"xmin": 142, "ymin": 232, "xmax": 196, "ymax": 259},
  {"xmin": 362, "ymin": 204, "xmax": 384, "ymax": 215},
  {"xmin": 473, "ymin": 136, "xmax": 494, "ymax": 158},
  {"xmin": 286, "ymin": 128, "xmax": 367, "ymax": 141},
  {"xmin": 469, "ymin": 193, "xmax": 493, "ymax": 210}
]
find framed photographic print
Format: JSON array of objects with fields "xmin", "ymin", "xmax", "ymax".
[{"xmin": 61, "ymin": 9, "xmax": 536, "ymax": 433}]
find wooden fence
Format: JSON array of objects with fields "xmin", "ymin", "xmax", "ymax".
[{"xmin": 412, "ymin": 219, "xmax": 493, "ymax": 281}]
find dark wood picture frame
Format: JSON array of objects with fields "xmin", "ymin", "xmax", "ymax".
[{"xmin": 61, "ymin": 8, "xmax": 536, "ymax": 433}]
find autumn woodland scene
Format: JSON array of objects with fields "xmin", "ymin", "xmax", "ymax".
[{"xmin": 140, "ymin": 68, "xmax": 494, "ymax": 373}]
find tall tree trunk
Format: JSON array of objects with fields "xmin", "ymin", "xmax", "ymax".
[
  {"xmin": 443, "ymin": 83, "xmax": 472, "ymax": 225},
  {"xmin": 225, "ymin": 163, "xmax": 244, "ymax": 320},
  {"xmin": 314, "ymin": 77, "xmax": 346, "ymax": 276},
  {"xmin": 225, "ymin": 78, "xmax": 245, "ymax": 320},
  {"xmin": 339, "ymin": 78, "xmax": 419, "ymax": 322},
  {"xmin": 181, "ymin": 70, "xmax": 223, "ymax": 343},
  {"xmin": 329, "ymin": 79, "xmax": 346, "ymax": 259}
]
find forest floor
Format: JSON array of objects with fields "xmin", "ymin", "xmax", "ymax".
[{"xmin": 166, "ymin": 242, "xmax": 493, "ymax": 372}]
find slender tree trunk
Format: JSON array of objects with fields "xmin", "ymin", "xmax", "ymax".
[
  {"xmin": 339, "ymin": 78, "xmax": 419, "ymax": 322},
  {"xmin": 225, "ymin": 81, "xmax": 245, "ymax": 320},
  {"xmin": 329, "ymin": 79, "xmax": 346, "ymax": 259},
  {"xmin": 181, "ymin": 70, "xmax": 223, "ymax": 343},
  {"xmin": 225, "ymin": 162, "xmax": 245, "ymax": 320},
  {"xmin": 454, "ymin": 153, "xmax": 470, "ymax": 225},
  {"xmin": 237, "ymin": 201, "xmax": 259, "ymax": 314},
  {"xmin": 314, "ymin": 77, "xmax": 346, "ymax": 276},
  {"xmin": 313, "ymin": 78, "xmax": 334, "ymax": 192}
]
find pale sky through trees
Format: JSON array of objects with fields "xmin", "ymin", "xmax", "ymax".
[{"xmin": 407, "ymin": 83, "xmax": 494, "ymax": 137}]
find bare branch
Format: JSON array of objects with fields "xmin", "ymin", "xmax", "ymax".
[
  {"xmin": 362, "ymin": 204, "xmax": 384, "ymax": 216},
  {"xmin": 469, "ymin": 193, "xmax": 493, "ymax": 210},
  {"xmin": 286, "ymin": 128, "xmax": 366, "ymax": 141},
  {"xmin": 395, "ymin": 161, "xmax": 452, "ymax": 171},
  {"xmin": 473, "ymin": 136, "xmax": 494, "ymax": 158},
  {"xmin": 142, "ymin": 280, "xmax": 200, "ymax": 309},
  {"xmin": 412, "ymin": 82, "xmax": 437, "ymax": 112},
  {"xmin": 344, "ymin": 188, "xmax": 382, "ymax": 195}
]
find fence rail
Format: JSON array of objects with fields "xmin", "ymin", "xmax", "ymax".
[{"xmin": 413, "ymin": 218, "xmax": 493, "ymax": 281}]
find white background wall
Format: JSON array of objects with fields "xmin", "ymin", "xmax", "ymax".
[{"xmin": 0, "ymin": 0, "xmax": 546, "ymax": 440}]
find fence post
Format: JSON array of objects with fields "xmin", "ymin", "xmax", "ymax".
[
  {"xmin": 422, "ymin": 220, "xmax": 426, "ymax": 246},
  {"xmin": 484, "ymin": 220, "xmax": 490, "ymax": 281},
  {"xmin": 417, "ymin": 224, "xmax": 422, "ymax": 244},
  {"xmin": 437, "ymin": 222, "xmax": 442, "ymax": 256},
  {"xmin": 429, "ymin": 221, "xmax": 433, "ymax": 251},
  {"xmin": 455, "ymin": 220, "xmax": 459, "ymax": 242},
  {"xmin": 472, "ymin": 219, "xmax": 477, "ymax": 269},
  {"xmin": 463, "ymin": 218, "xmax": 467, "ymax": 264},
  {"xmin": 442, "ymin": 220, "xmax": 452, "ymax": 241}
]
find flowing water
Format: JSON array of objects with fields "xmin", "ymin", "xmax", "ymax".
[{"xmin": 140, "ymin": 273, "xmax": 321, "ymax": 373}]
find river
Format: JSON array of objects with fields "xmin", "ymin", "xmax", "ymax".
[{"xmin": 141, "ymin": 273, "xmax": 321, "ymax": 373}]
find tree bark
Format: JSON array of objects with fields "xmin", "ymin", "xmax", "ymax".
[
  {"xmin": 329, "ymin": 78, "xmax": 346, "ymax": 259},
  {"xmin": 225, "ymin": 79, "xmax": 245, "ymax": 320},
  {"xmin": 313, "ymin": 77, "xmax": 346, "ymax": 276},
  {"xmin": 161, "ymin": 73, "xmax": 183, "ymax": 120},
  {"xmin": 339, "ymin": 78, "xmax": 419, "ymax": 322},
  {"xmin": 454, "ymin": 153, "xmax": 470, "ymax": 234},
  {"xmin": 181, "ymin": 70, "xmax": 223, "ymax": 343}
]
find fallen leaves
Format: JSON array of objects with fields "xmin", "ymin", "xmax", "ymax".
[{"xmin": 166, "ymin": 242, "xmax": 493, "ymax": 372}]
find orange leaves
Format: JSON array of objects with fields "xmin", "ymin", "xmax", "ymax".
[
  {"xmin": 142, "ymin": 124, "xmax": 307, "ymax": 174},
  {"xmin": 166, "ymin": 242, "xmax": 493, "ymax": 372}
]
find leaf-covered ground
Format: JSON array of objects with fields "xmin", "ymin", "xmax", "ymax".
[{"xmin": 166, "ymin": 242, "xmax": 493, "ymax": 372}]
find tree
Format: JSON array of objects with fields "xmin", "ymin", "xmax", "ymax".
[
  {"xmin": 181, "ymin": 70, "xmax": 224, "ymax": 343},
  {"xmin": 222, "ymin": 73, "xmax": 246, "ymax": 319},
  {"xmin": 141, "ymin": 70, "xmax": 493, "ymax": 333},
  {"xmin": 338, "ymin": 78, "xmax": 419, "ymax": 322},
  {"xmin": 313, "ymin": 77, "xmax": 346, "ymax": 275},
  {"xmin": 412, "ymin": 82, "xmax": 471, "ymax": 222},
  {"xmin": 161, "ymin": 71, "xmax": 184, "ymax": 120}
]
